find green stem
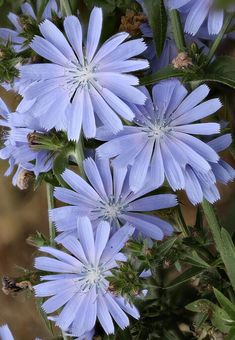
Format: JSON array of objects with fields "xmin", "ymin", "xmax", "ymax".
[
  {"xmin": 175, "ymin": 206, "xmax": 188, "ymax": 237},
  {"xmin": 201, "ymin": 200, "xmax": 222, "ymax": 252},
  {"xmin": 207, "ymin": 13, "xmax": 234, "ymax": 64},
  {"xmin": 60, "ymin": 0, "xmax": 72, "ymax": 16},
  {"xmin": 46, "ymin": 183, "xmax": 56, "ymax": 247},
  {"xmin": 75, "ymin": 137, "xmax": 86, "ymax": 180},
  {"xmin": 169, "ymin": 9, "xmax": 186, "ymax": 52}
]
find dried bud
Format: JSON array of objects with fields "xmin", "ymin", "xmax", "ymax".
[
  {"xmin": 0, "ymin": 48, "xmax": 5, "ymax": 58},
  {"xmin": 172, "ymin": 52, "xmax": 193, "ymax": 69},
  {"xmin": 119, "ymin": 9, "xmax": 147, "ymax": 37},
  {"xmin": 16, "ymin": 169, "xmax": 34, "ymax": 190},
  {"xmin": 2, "ymin": 276, "xmax": 32, "ymax": 296},
  {"xmin": 27, "ymin": 131, "xmax": 39, "ymax": 145}
]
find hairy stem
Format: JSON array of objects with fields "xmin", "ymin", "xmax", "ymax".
[
  {"xmin": 46, "ymin": 183, "xmax": 56, "ymax": 247},
  {"xmin": 169, "ymin": 9, "xmax": 186, "ymax": 52},
  {"xmin": 75, "ymin": 137, "xmax": 86, "ymax": 180},
  {"xmin": 60, "ymin": 0, "xmax": 72, "ymax": 16},
  {"xmin": 201, "ymin": 200, "xmax": 221, "ymax": 251},
  {"xmin": 207, "ymin": 13, "xmax": 234, "ymax": 64}
]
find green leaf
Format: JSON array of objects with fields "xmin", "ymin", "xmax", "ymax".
[
  {"xmin": 226, "ymin": 326, "xmax": 235, "ymax": 340},
  {"xmin": 144, "ymin": 0, "xmax": 167, "ymax": 56},
  {"xmin": 157, "ymin": 236, "xmax": 177, "ymax": 257},
  {"xmin": 35, "ymin": 298, "xmax": 54, "ymax": 334},
  {"xmin": 183, "ymin": 253, "xmax": 210, "ymax": 269},
  {"xmin": 186, "ymin": 299, "xmax": 230, "ymax": 333},
  {"xmin": 219, "ymin": 228, "xmax": 235, "ymax": 292},
  {"xmin": 214, "ymin": 288, "xmax": 235, "ymax": 320},
  {"xmin": 204, "ymin": 56, "xmax": 235, "ymax": 89},
  {"xmin": 52, "ymin": 151, "xmax": 69, "ymax": 187},
  {"xmin": 166, "ymin": 266, "xmax": 204, "ymax": 288},
  {"xmin": 140, "ymin": 66, "xmax": 185, "ymax": 85}
]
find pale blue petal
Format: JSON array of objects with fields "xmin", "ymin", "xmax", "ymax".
[
  {"xmin": 95, "ymin": 221, "xmax": 110, "ymax": 264},
  {"xmin": 68, "ymin": 90, "xmax": 84, "ymax": 141},
  {"xmin": 97, "ymin": 294, "xmax": 115, "ymax": 334},
  {"xmin": 114, "ymin": 296, "xmax": 140, "ymax": 319},
  {"xmin": 171, "ymin": 99, "xmax": 222, "ymax": 126},
  {"xmin": 174, "ymin": 122, "xmax": 220, "ymax": 135},
  {"xmin": 93, "ymin": 32, "xmax": 129, "ymax": 64},
  {"xmin": 64, "ymin": 15, "xmax": 84, "ymax": 65},
  {"xmin": 90, "ymin": 85, "xmax": 123, "ymax": 134},
  {"xmin": 35, "ymin": 257, "xmax": 77, "ymax": 273},
  {"xmin": 39, "ymin": 19, "xmax": 77, "ymax": 61},
  {"xmin": 84, "ymin": 157, "xmax": 108, "ymax": 200},
  {"xmin": 77, "ymin": 216, "xmax": 95, "ymax": 264},
  {"xmin": 103, "ymin": 293, "xmax": 129, "ymax": 330},
  {"xmin": 0, "ymin": 325, "xmax": 14, "ymax": 340},
  {"xmin": 208, "ymin": 9, "xmax": 224, "ymax": 35},
  {"xmin": 208, "ymin": 134, "xmax": 232, "ymax": 153},
  {"xmin": 101, "ymin": 224, "xmax": 134, "ymax": 262},
  {"xmin": 62, "ymin": 169, "xmax": 99, "ymax": 200},
  {"xmin": 122, "ymin": 213, "xmax": 164, "ymax": 240},
  {"xmin": 129, "ymin": 139, "xmax": 154, "ymax": 192},
  {"xmin": 86, "ymin": 7, "xmax": 103, "ymax": 63},
  {"xmin": 82, "ymin": 88, "xmax": 96, "ymax": 138},
  {"xmin": 30, "ymin": 35, "xmax": 69, "ymax": 66},
  {"xmin": 61, "ymin": 236, "xmax": 88, "ymax": 264},
  {"xmin": 128, "ymin": 194, "xmax": 177, "ymax": 211}
]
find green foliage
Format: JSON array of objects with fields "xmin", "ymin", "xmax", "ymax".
[
  {"xmin": 144, "ymin": 0, "xmax": 168, "ymax": 56},
  {"xmin": 84, "ymin": 0, "xmax": 138, "ymax": 14},
  {"xmin": 0, "ymin": 44, "xmax": 21, "ymax": 84}
]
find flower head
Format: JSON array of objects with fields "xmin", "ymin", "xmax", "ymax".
[
  {"xmin": 19, "ymin": 7, "xmax": 149, "ymax": 141},
  {"xmin": 0, "ymin": 98, "xmax": 56, "ymax": 183},
  {"xmin": 97, "ymin": 79, "xmax": 222, "ymax": 196},
  {"xmin": 34, "ymin": 217, "xmax": 139, "ymax": 336},
  {"xmin": 50, "ymin": 157, "xmax": 177, "ymax": 241},
  {"xmin": 184, "ymin": 134, "xmax": 235, "ymax": 205},
  {"xmin": 168, "ymin": 0, "xmax": 230, "ymax": 36},
  {"xmin": 0, "ymin": 0, "xmax": 60, "ymax": 52}
]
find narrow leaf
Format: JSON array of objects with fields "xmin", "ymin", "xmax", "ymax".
[
  {"xmin": 166, "ymin": 267, "xmax": 204, "ymax": 288},
  {"xmin": 144, "ymin": 0, "xmax": 167, "ymax": 56}
]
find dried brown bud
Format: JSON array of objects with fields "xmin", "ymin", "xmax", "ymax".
[
  {"xmin": 2, "ymin": 276, "xmax": 32, "ymax": 296},
  {"xmin": 172, "ymin": 52, "xmax": 193, "ymax": 69},
  {"xmin": 27, "ymin": 131, "xmax": 38, "ymax": 145},
  {"xmin": 119, "ymin": 9, "xmax": 147, "ymax": 37},
  {"xmin": 16, "ymin": 169, "xmax": 34, "ymax": 190},
  {"xmin": 0, "ymin": 48, "xmax": 5, "ymax": 58}
]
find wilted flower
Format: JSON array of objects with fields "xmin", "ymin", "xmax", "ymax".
[
  {"xmin": 97, "ymin": 79, "xmax": 222, "ymax": 194},
  {"xmin": 51, "ymin": 157, "xmax": 177, "ymax": 241},
  {"xmin": 34, "ymin": 217, "xmax": 139, "ymax": 336},
  {"xmin": 0, "ymin": 0, "xmax": 60, "ymax": 52},
  {"xmin": 0, "ymin": 98, "xmax": 56, "ymax": 182},
  {"xmin": 184, "ymin": 134, "xmax": 235, "ymax": 205},
  {"xmin": 168, "ymin": 0, "xmax": 233, "ymax": 36},
  {"xmin": 19, "ymin": 7, "xmax": 149, "ymax": 141}
]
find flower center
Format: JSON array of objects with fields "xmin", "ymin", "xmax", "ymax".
[
  {"xmin": 142, "ymin": 119, "xmax": 171, "ymax": 139},
  {"xmin": 65, "ymin": 62, "xmax": 96, "ymax": 96},
  {"xmin": 79, "ymin": 265, "xmax": 106, "ymax": 293},
  {"xmin": 103, "ymin": 202, "xmax": 123, "ymax": 220},
  {"xmin": 92, "ymin": 196, "xmax": 127, "ymax": 221}
]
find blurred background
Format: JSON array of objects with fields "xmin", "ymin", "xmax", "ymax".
[{"xmin": 0, "ymin": 1, "xmax": 235, "ymax": 339}]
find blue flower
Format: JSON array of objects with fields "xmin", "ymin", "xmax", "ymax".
[
  {"xmin": 50, "ymin": 157, "xmax": 177, "ymax": 241},
  {"xmin": 19, "ymin": 7, "xmax": 149, "ymax": 141},
  {"xmin": 97, "ymin": 79, "xmax": 222, "ymax": 195},
  {"xmin": 168, "ymin": 0, "xmax": 228, "ymax": 36},
  {"xmin": 184, "ymin": 134, "xmax": 235, "ymax": 205},
  {"xmin": 34, "ymin": 217, "xmax": 139, "ymax": 336},
  {"xmin": 0, "ymin": 0, "xmax": 60, "ymax": 52},
  {"xmin": 0, "ymin": 325, "xmax": 14, "ymax": 340},
  {"xmin": 0, "ymin": 98, "xmax": 55, "ymax": 184}
]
